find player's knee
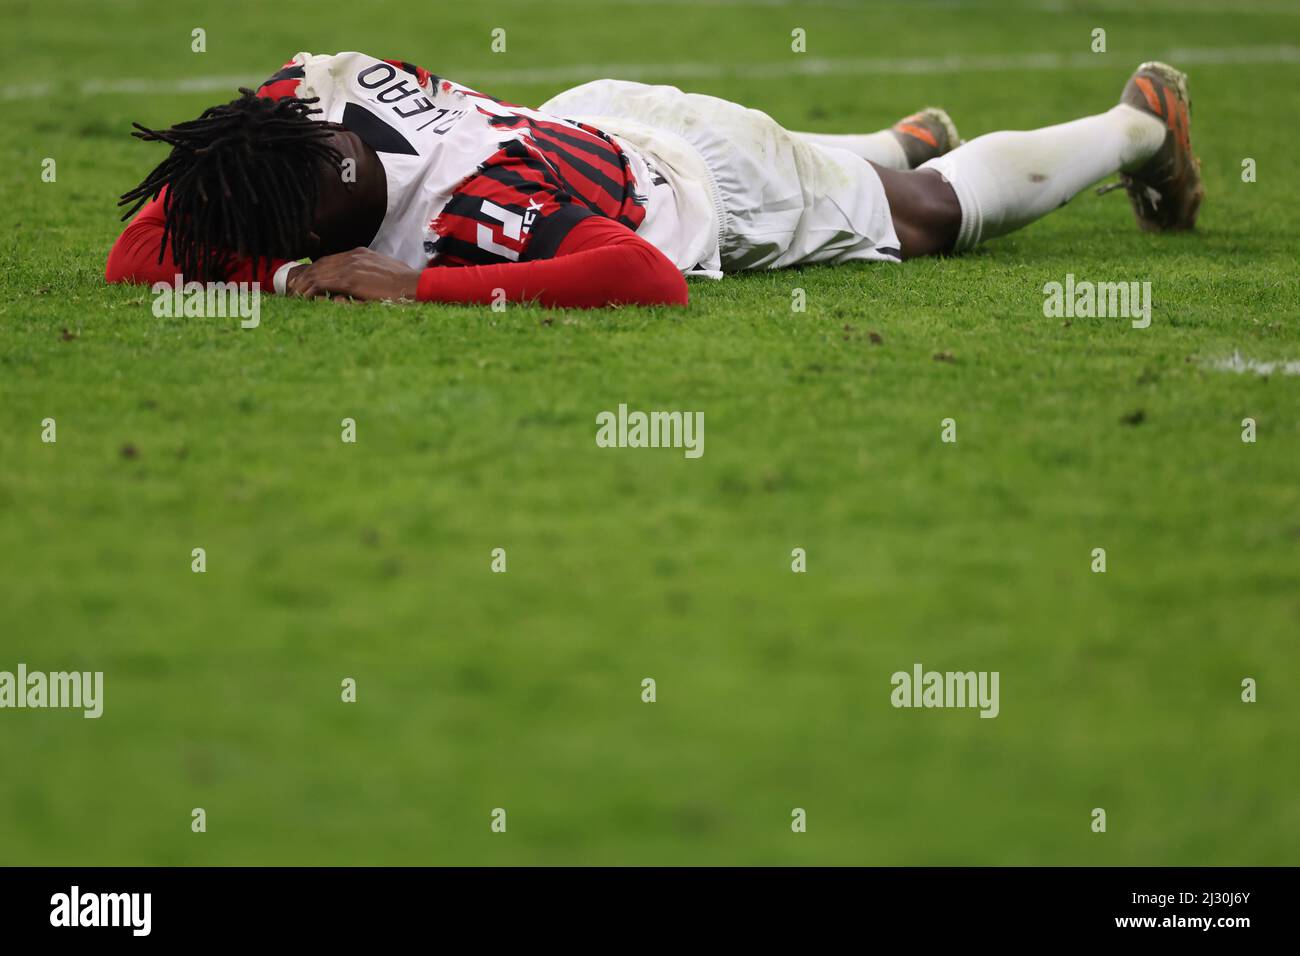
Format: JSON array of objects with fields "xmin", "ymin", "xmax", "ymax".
[{"xmin": 894, "ymin": 170, "xmax": 962, "ymax": 258}]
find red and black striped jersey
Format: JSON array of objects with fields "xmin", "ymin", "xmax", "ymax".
[
  {"xmin": 431, "ymin": 117, "xmax": 647, "ymax": 266},
  {"xmin": 256, "ymin": 52, "xmax": 646, "ymax": 269}
]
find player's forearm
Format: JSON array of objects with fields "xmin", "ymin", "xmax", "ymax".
[
  {"xmin": 105, "ymin": 194, "xmax": 288, "ymax": 287},
  {"xmin": 104, "ymin": 206, "xmax": 179, "ymax": 285},
  {"xmin": 416, "ymin": 225, "xmax": 688, "ymax": 309}
]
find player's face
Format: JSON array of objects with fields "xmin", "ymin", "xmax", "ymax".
[{"xmin": 304, "ymin": 129, "xmax": 386, "ymax": 259}]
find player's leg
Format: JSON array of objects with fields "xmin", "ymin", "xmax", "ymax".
[
  {"xmin": 882, "ymin": 62, "xmax": 1202, "ymax": 258},
  {"xmin": 791, "ymin": 107, "xmax": 961, "ymax": 170},
  {"xmin": 868, "ymin": 165, "xmax": 962, "ymax": 258}
]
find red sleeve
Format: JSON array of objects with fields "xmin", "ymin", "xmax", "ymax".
[
  {"xmin": 416, "ymin": 216, "xmax": 687, "ymax": 308},
  {"xmin": 104, "ymin": 187, "xmax": 291, "ymax": 287}
]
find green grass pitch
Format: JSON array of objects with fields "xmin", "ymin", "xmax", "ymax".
[{"xmin": 0, "ymin": 0, "xmax": 1297, "ymax": 865}]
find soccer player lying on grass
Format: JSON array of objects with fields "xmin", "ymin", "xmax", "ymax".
[{"xmin": 106, "ymin": 53, "xmax": 1202, "ymax": 308}]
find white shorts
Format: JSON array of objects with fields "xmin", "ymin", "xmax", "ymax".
[{"xmin": 540, "ymin": 79, "xmax": 902, "ymax": 275}]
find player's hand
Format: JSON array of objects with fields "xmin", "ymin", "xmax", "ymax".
[{"xmin": 286, "ymin": 248, "xmax": 421, "ymax": 302}]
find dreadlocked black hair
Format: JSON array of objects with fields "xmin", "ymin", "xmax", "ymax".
[{"xmin": 118, "ymin": 90, "xmax": 344, "ymax": 281}]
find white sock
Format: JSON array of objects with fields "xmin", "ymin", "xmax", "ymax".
[
  {"xmin": 793, "ymin": 129, "xmax": 910, "ymax": 170},
  {"xmin": 920, "ymin": 104, "xmax": 1166, "ymax": 250}
]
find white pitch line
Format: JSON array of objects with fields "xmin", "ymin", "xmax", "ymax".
[
  {"xmin": 1206, "ymin": 353, "xmax": 1300, "ymax": 376},
  {"xmin": 3, "ymin": 44, "xmax": 1298, "ymax": 102}
]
